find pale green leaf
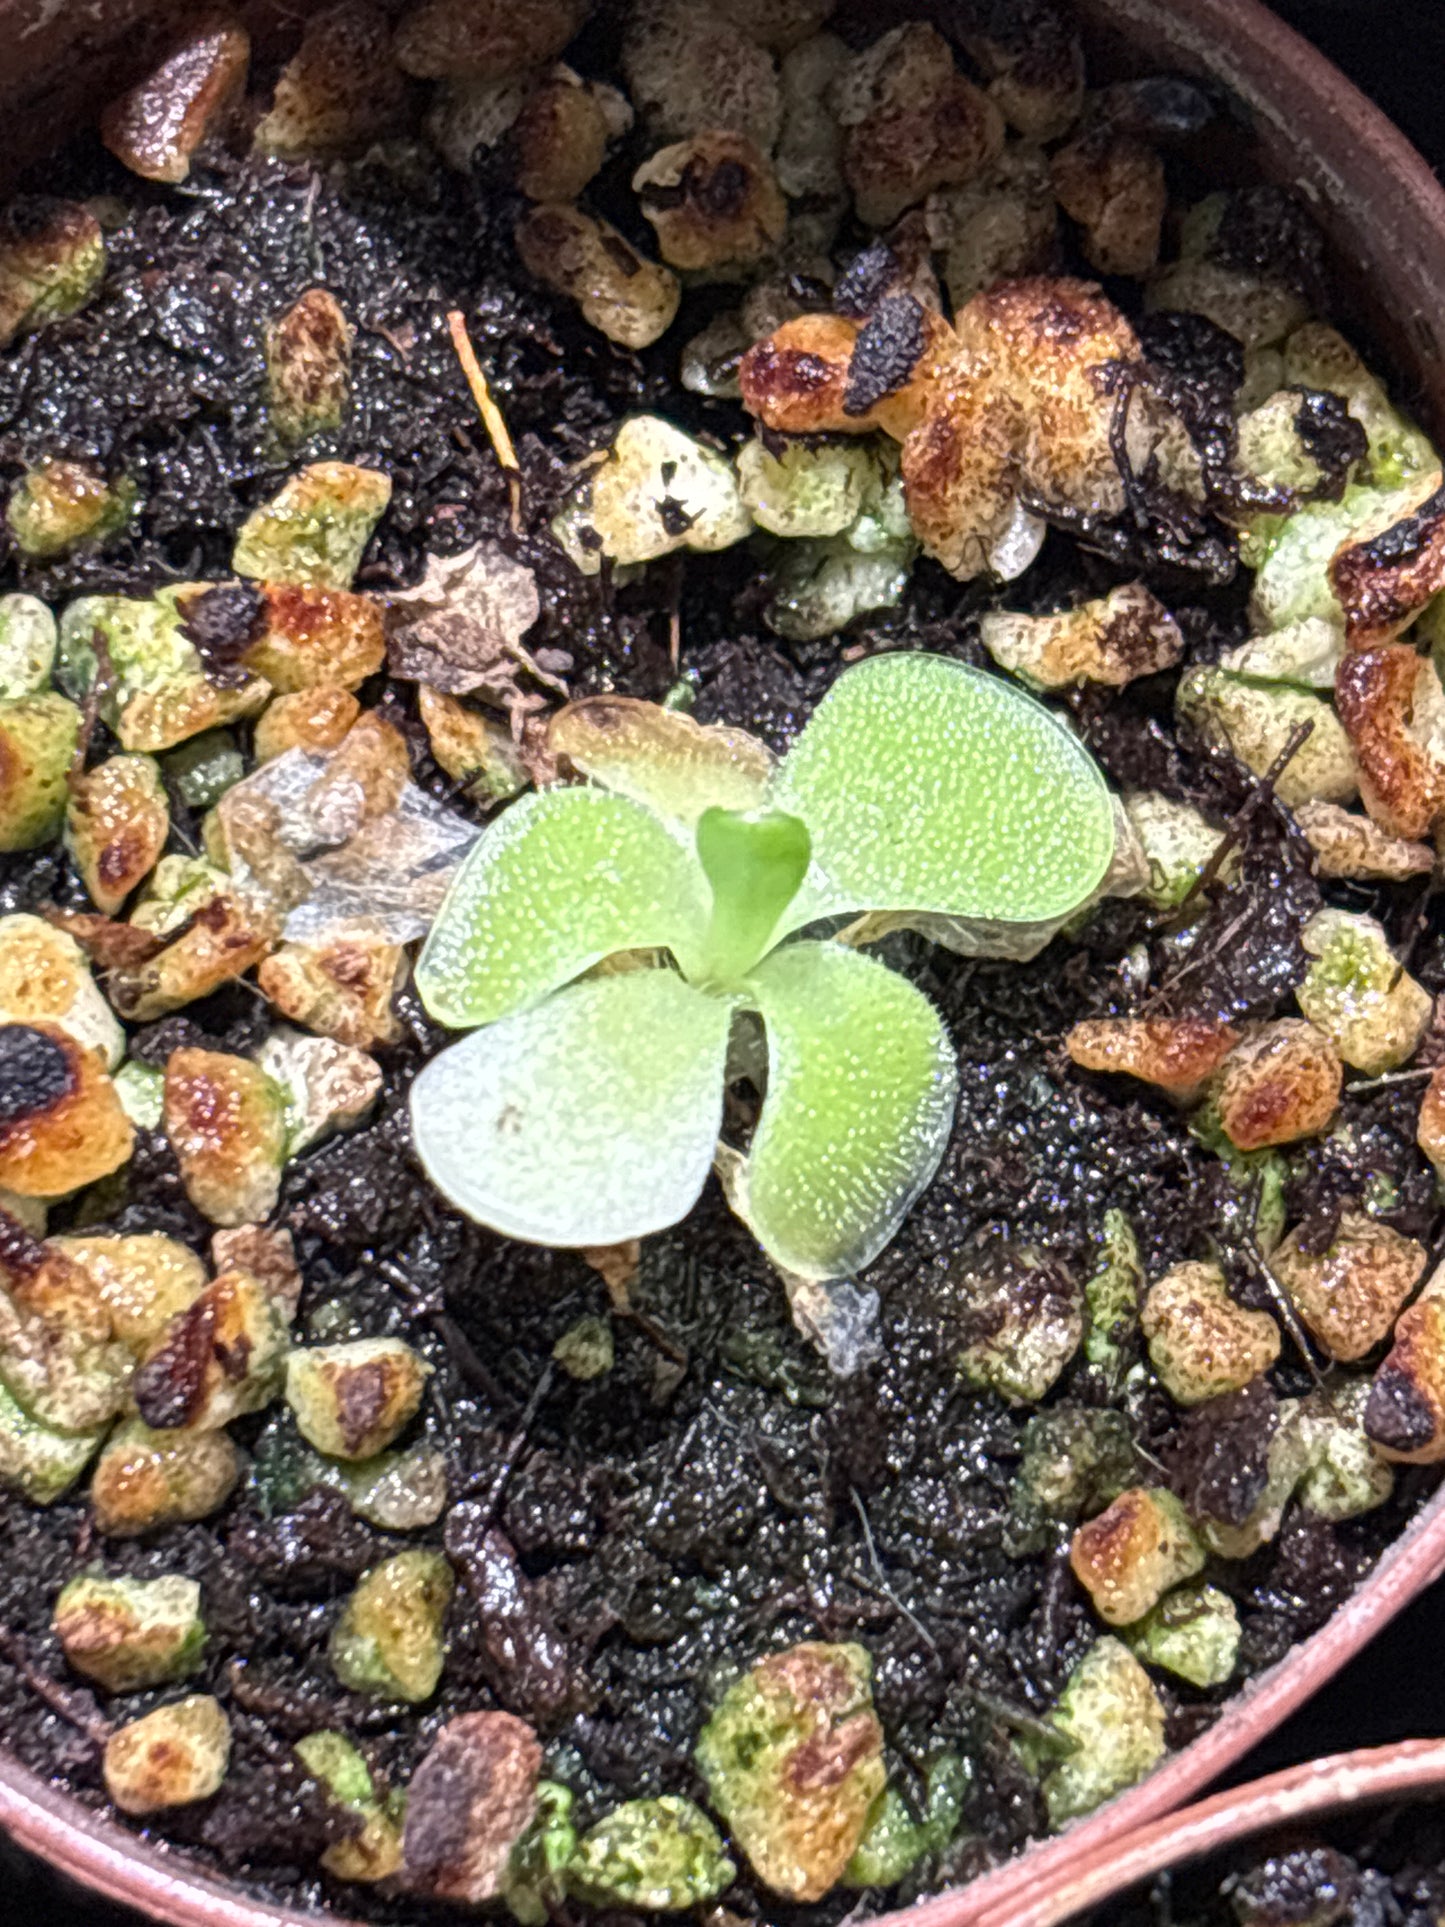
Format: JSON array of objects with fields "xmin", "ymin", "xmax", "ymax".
[
  {"xmin": 415, "ymin": 787, "xmax": 709, "ymax": 1028},
  {"xmin": 770, "ymin": 654, "xmax": 1115, "ymax": 930},
  {"xmin": 409, "ymin": 969, "xmax": 733, "ymax": 1247},
  {"xmin": 739, "ymin": 941, "xmax": 957, "ymax": 1279},
  {"xmin": 549, "ymin": 696, "xmax": 774, "ymax": 826}
]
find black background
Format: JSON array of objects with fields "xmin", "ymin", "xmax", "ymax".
[{"xmin": 7, "ymin": 4, "xmax": 1445, "ymax": 1922}]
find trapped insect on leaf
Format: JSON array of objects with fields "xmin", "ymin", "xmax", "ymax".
[{"xmin": 410, "ymin": 652, "xmax": 1115, "ymax": 1281}]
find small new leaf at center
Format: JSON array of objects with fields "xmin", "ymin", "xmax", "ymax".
[{"xmin": 695, "ymin": 807, "xmax": 811, "ymax": 985}]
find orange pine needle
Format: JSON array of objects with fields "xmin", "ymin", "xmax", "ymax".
[{"xmin": 446, "ymin": 308, "xmax": 523, "ymax": 533}]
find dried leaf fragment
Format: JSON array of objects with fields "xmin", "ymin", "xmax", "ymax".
[{"xmin": 387, "ymin": 542, "xmax": 543, "ymax": 704}]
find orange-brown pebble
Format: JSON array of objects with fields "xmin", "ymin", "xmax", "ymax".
[
  {"xmin": 954, "ymin": 276, "xmax": 1137, "ymax": 514},
  {"xmin": 1271, "ymin": 1211, "xmax": 1427, "ymax": 1362},
  {"xmin": 1335, "ymin": 645, "xmax": 1445, "ymax": 841},
  {"xmin": 1292, "ymin": 800, "xmax": 1435, "ymax": 882},
  {"xmin": 246, "ymin": 585, "xmax": 384, "ymax": 693},
  {"xmin": 740, "ymin": 313, "xmax": 864, "ymax": 435},
  {"xmin": 1418, "ymin": 1065, "xmax": 1445, "ymax": 1175},
  {"xmin": 161, "ymin": 1049, "xmax": 287, "ymax": 1229},
  {"xmin": 634, "ymin": 131, "xmax": 787, "ymax": 273},
  {"xmin": 1069, "ymin": 1486, "xmax": 1204, "ymax": 1626},
  {"xmin": 65, "ymin": 755, "xmax": 169, "ymax": 917},
  {"xmin": 265, "ymin": 289, "xmax": 353, "ymax": 448},
  {"xmin": 211, "ymin": 1224, "xmax": 302, "ymax": 1314},
  {"xmin": 1330, "ymin": 480, "xmax": 1445, "ymax": 648},
  {"xmin": 108, "ymin": 891, "xmax": 279, "ymax": 1023},
  {"xmin": 1213, "ymin": 1020, "xmax": 1343, "ymax": 1151},
  {"xmin": 834, "ymin": 23, "xmax": 1005, "ymax": 227},
  {"xmin": 0, "ymin": 1022, "xmax": 134, "ymax": 1198},
  {"xmin": 1050, "ymin": 130, "xmax": 1166, "ymax": 279},
  {"xmin": 1141, "ymin": 1263, "xmax": 1281, "ymax": 1405},
  {"xmin": 897, "ymin": 276, "xmax": 1138, "ymax": 578},
  {"xmin": 91, "ymin": 1420, "xmax": 241, "ymax": 1537},
  {"xmin": 739, "ymin": 308, "xmax": 954, "ymax": 443},
  {"xmin": 258, "ymin": 934, "xmax": 407, "ymax": 1049},
  {"xmin": 514, "ymin": 204, "xmax": 680, "ymax": 351},
  {"xmin": 132, "ymin": 1267, "xmax": 290, "ymax": 1430},
  {"xmin": 1365, "ymin": 1297, "xmax": 1445, "ymax": 1464},
  {"xmin": 100, "ymin": 19, "xmax": 250, "ymax": 184},
  {"xmin": 395, "ymin": 0, "xmax": 588, "ymax": 80},
  {"xmin": 513, "ymin": 71, "xmax": 617, "ymax": 203},
  {"xmin": 958, "ymin": 4, "xmax": 1084, "ymax": 141},
  {"xmin": 1066, "ymin": 1016, "xmax": 1240, "ymax": 1102},
  {"xmin": 254, "ymin": 2, "xmax": 413, "ymax": 160},
  {"xmin": 254, "ymin": 686, "xmax": 361, "ymax": 763}
]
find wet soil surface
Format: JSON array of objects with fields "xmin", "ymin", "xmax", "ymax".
[{"xmin": 2, "ymin": 15, "xmax": 1445, "ymax": 1924}]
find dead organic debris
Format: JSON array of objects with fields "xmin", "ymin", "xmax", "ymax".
[{"xmin": 386, "ymin": 540, "xmax": 564, "ymax": 745}]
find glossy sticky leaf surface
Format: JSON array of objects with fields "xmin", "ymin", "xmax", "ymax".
[
  {"xmin": 771, "ymin": 654, "xmax": 1115, "ymax": 928},
  {"xmin": 742, "ymin": 941, "xmax": 958, "ymax": 1279},
  {"xmin": 415, "ymin": 787, "xmax": 708, "ymax": 1028},
  {"xmin": 549, "ymin": 696, "xmax": 774, "ymax": 827},
  {"xmin": 409, "ymin": 968, "xmax": 733, "ymax": 1247}
]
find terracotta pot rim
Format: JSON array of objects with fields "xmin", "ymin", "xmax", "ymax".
[
  {"xmin": 5, "ymin": 1, "xmax": 1445, "ymax": 1925},
  {"xmin": 978, "ymin": 1737, "xmax": 1445, "ymax": 1927}
]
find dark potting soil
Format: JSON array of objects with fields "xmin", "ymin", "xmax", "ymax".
[{"xmin": 2, "ymin": 15, "xmax": 1444, "ymax": 1923}]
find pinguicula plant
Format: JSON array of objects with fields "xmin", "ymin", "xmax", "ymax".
[{"xmin": 411, "ymin": 653, "xmax": 1115, "ymax": 1280}]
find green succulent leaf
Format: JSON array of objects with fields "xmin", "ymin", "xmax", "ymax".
[
  {"xmin": 409, "ymin": 967, "xmax": 734, "ymax": 1247},
  {"xmin": 770, "ymin": 653, "xmax": 1115, "ymax": 931},
  {"xmin": 738, "ymin": 941, "xmax": 957, "ymax": 1279},
  {"xmin": 415, "ymin": 787, "xmax": 709, "ymax": 1028},
  {"xmin": 549, "ymin": 695, "xmax": 775, "ymax": 826},
  {"xmin": 696, "ymin": 807, "xmax": 811, "ymax": 983}
]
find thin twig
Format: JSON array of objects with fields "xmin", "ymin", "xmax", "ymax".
[
  {"xmin": 850, "ymin": 1487, "xmax": 938, "ymax": 1653},
  {"xmin": 1240, "ymin": 1182, "xmax": 1325, "ymax": 1387},
  {"xmin": 374, "ymin": 1255, "xmax": 510, "ymax": 1407},
  {"xmin": 476, "ymin": 1361, "xmax": 555, "ymax": 1522},
  {"xmin": 1172, "ymin": 719, "xmax": 1315, "ymax": 919},
  {"xmin": 69, "ymin": 628, "xmax": 115, "ymax": 778},
  {"xmin": 964, "ymin": 1683, "xmax": 1072, "ymax": 1752},
  {"xmin": 447, "ymin": 308, "xmax": 523, "ymax": 534},
  {"xmin": 0, "ymin": 1624, "xmax": 112, "ymax": 1746},
  {"xmin": 1146, "ymin": 905, "xmax": 1253, "ymax": 1004},
  {"xmin": 1346, "ymin": 1068, "xmax": 1437, "ymax": 1095}
]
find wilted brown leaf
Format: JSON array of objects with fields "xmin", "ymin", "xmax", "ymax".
[{"xmin": 387, "ymin": 542, "xmax": 559, "ymax": 734}]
